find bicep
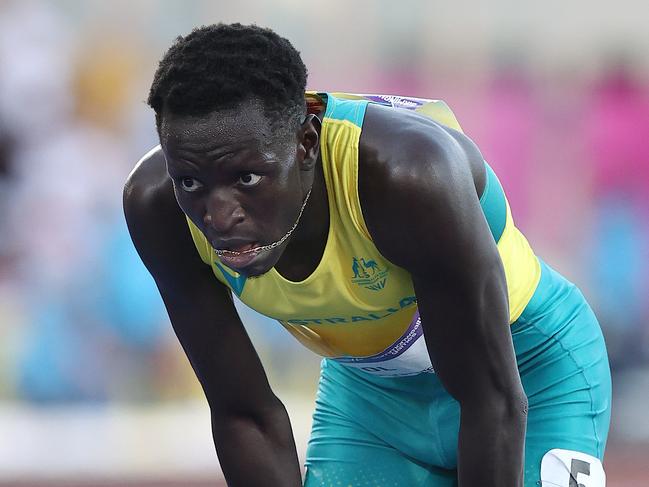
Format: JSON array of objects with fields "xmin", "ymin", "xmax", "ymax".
[
  {"xmin": 362, "ymin": 126, "xmax": 520, "ymax": 404},
  {"xmin": 410, "ymin": 179, "xmax": 516, "ymax": 404},
  {"xmin": 412, "ymin": 262, "xmax": 516, "ymax": 404},
  {"xmin": 123, "ymin": 173, "xmax": 278, "ymax": 415}
]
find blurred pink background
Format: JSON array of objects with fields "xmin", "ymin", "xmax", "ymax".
[{"xmin": 0, "ymin": 1, "xmax": 647, "ymax": 485}]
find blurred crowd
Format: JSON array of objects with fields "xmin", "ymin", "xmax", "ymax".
[{"xmin": 0, "ymin": 0, "xmax": 647, "ymax": 405}]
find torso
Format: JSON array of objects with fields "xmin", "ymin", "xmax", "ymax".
[{"xmin": 183, "ymin": 93, "xmax": 542, "ymax": 377}]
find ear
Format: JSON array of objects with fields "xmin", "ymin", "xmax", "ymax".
[{"xmin": 298, "ymin": 113, "xmax": 321, "ymax": 171}]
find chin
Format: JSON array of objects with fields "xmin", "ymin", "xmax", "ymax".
[
  {"xmin": 244, "ymin": 267, "xmax": 273, "ymax": 279},
  {"xmin": 240, "ymin": 250, "xmax": 282, "ymax": 278}
]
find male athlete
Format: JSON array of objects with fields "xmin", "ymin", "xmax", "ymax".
[{"xmin": 124, "ymin": 24, "xmax": 611, "ymax": 486}]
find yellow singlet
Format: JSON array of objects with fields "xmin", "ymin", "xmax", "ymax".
[{"xmin": 186, "ymin": 92, "xmax": 541, "ymax": 377}]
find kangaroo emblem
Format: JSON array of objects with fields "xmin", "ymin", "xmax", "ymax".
[
  {"xmin": 361, "ymin": 258, "xmax": 379, "ymax": 275},
  {"xmin": 352, "ymin": 257, "xmax": 369, "ymax": 278},
  {"xmin": 351, "ymin": 256, "xmax": 389, "ymax": 291}
]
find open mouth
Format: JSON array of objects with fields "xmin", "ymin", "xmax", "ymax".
[
  {"xmin": 219, "ymin": 243, "xmax": 257, "ymax": 254},
  {"xmin": 215, "ymin": 242, "xmax": 262, "ymax": 256},
  {"xmin": 214, "ymin": 243, "xmax": 264, "ymax": 271}
]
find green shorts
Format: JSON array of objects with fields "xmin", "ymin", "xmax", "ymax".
[{"xmin": 304, "ymin": 261, "xmax": 611, "ymax": 487}]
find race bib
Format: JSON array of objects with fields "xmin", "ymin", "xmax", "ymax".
[
  {"xmin": 333, "ymin": 310, "xmax": 435, "ymax": 377},
  {"xmin": 540, "ymin": 449, "xmax": 606, "ymax": 487}
]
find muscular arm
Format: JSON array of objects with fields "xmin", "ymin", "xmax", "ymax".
[
  {"xmin": 360, "ymin": 106, "xmax": 528, "ymax": 486},
  {"xmin": 123, "ymin": 148, "xmax": 302, "ymax": 487}
]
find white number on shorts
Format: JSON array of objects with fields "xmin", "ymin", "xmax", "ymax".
[
  {"xmin": 540, "ymin": 449, "xmax": 605, "ymax": 486},
  {"xmin": 570, "ymin": 458, "xmax": 591, "ymax": 487}
]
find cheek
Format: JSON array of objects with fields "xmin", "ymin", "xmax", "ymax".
[
  {"xmin": 246, "ymin": 185, "xmax": 297, "ymax": 228},
  {"xmin": 173, "ymin": 186, "xmax": 203, "ymax": 221},
  {"xmin": 172, "ymin": 185, "xmax": 189, "ymax": 210},
  {"xmin": 275, "ymin": 190, "xmax": 305, "ymax": 231}
]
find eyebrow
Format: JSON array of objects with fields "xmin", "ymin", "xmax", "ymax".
[
  {"xmin": 177, "ymin": 137, "xmax": 254, "ymax": 157},
  {"xmin": 168, "ymin": 149, "xmax": 276, "ymax": 175},
  {"xmin": 168, "ymin": 158, "xmax": 201, "ymax": 171},
  {"xmin": 205, "ymin": 146, "xmax": 242, "ymax": 159},
  {"xmin": 168, "ymin": 147, "xmax": 238, "ymax": 170}
]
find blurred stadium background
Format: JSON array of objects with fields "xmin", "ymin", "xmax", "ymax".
[{"xmin": 0, "ymin": 0, "xmax": 648, "ymax": 485}]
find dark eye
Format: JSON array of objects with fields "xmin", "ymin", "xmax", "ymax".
[
  {"xmin": 238, "ymin": 173, "xmax": 262, "ymax": 187},
  {"xmin": 179, "ymin": 177, "xmax": 203, "ymax": 192}
]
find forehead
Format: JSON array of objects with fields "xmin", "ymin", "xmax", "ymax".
[{"xmin": 160, "ymin": 99, "xmax": 274, "ymax": 152}]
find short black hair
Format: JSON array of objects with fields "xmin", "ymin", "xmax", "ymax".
[{"xmin": 148, "ymin": 23, "xmax": 308, "ymax": 135}]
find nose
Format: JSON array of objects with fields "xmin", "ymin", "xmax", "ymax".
[{"xmin": 203, "ymin": 187, "xmax": 245, "ymax": 234}]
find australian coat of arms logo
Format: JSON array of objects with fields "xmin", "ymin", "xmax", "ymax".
[{"xmin": 351, "ymin": 256, "xmax": 389, "ymax": 291}]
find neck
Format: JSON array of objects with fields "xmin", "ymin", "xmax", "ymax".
[
  {"xmin": 274, "ymin": 157, "xmax": 330, "ymax": 279},
  {"xmin": 290, "ymin": 157, "xmax": 329, "ymax": 243}
]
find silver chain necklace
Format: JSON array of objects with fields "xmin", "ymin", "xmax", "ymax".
[{"xmin": 213, "ymin": 187, "xmax": 313, "ymax": 257}]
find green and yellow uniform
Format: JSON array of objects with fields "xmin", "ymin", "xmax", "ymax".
[{"xmin": 187, "ymin": 93, "xmax": 611, "ymax": 486}]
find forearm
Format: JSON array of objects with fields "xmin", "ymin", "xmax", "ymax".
[
  {"xmin": 212, "ymin": 404, "xmax": 302, "ymax": 487},
  {"xmin": 457, "ymin": 396, "xmax": 528, "ymax": 486}
]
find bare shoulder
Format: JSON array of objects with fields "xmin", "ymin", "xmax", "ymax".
[
  {"xmin": 357, "ymin": 103, "xmax": 490, "ymax": 271},
  {"xmin": 123, "ymin": 145, "xmax": 206, "ymax": 287},
  {"xmin": 123, "ymin": 145, "xmax": 177, "ymax": 249},
  {"xmin": 124, "ymin": 145, "xmax": 172, "ymax": 214},
  {"xmin": 358, "ymin": 103, "xmax": 485, "ymax": 192}
]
